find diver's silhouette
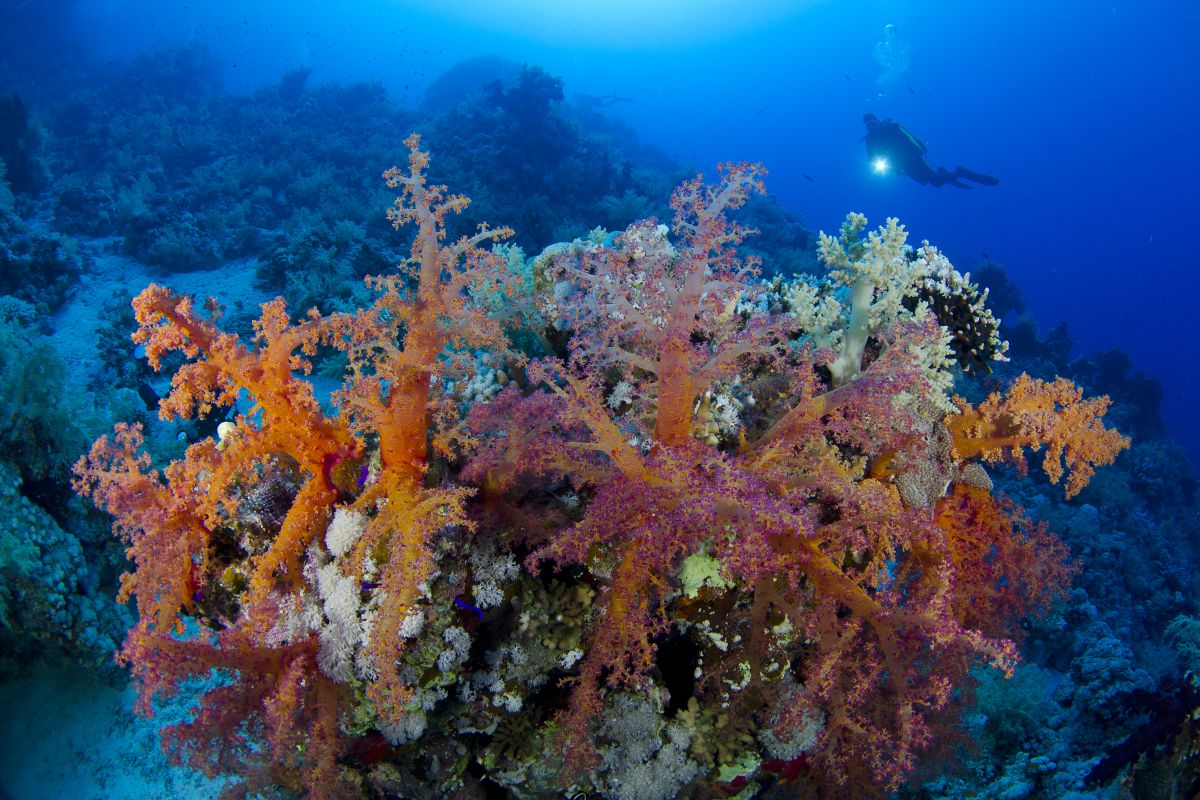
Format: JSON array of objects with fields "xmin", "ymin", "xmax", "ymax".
[{"xmin": 862, "ymin": 113, "xmax": 999, "ymax": 188}]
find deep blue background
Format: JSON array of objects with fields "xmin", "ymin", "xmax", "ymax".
[{"xmin": 72, "ymin": 0, "xmax": 1200, "ymax": 464}]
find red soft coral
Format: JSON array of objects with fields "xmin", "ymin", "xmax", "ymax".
[
  {"xmin": 77, "ymin": 139, "xmax": 1130, "ymax": 800},
  {"xmin": 469, "ymin": 166, "xmax": 1022, "ymax": 791}
]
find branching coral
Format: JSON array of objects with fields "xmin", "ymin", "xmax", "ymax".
[
  {"xmin": 74, "ymin": 134, "xmax": 519, "ymax": 797},
  {"xmin": 465, "ymin": 169, "xmax": 1126, "ymax": 793},
  {"xmin": 790, "ymin": 212, "xmax": 1007, "ymax": 391},
  {"xmin": 801, "ymin": 213, "xmax": 921, "ymax": 387},
  {"xmin": 948, "ymin": 374, "xmax": 1130, "ymax": 498},
  {"xmin": 76, "ymin": 140, "xmax": 1129, "ymax": 800}
]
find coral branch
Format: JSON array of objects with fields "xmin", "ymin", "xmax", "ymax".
[
  {"xmin": 948, "ymin": 374, "xmax": 1130, "ymax": 497},
  {"xmin": 76, "ymin": 133, "xmax": 519, "ymax": 796}
]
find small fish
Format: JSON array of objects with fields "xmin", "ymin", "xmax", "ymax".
[
  {"xmin": 454, "ymin": 597, "xmax": 483, "ymax": 621},
  {"xmin": 802, "ymin": 173, "xmax": 815, "ymax": 182},
  {"xmin": 361, "ymin": 581, "xmax": 381, "ymax": 591},
  {"xmin": 842, "ymin": 73, "xmax": 851, "ymax": 81}
]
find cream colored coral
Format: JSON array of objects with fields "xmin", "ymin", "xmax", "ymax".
[
  {"xmin": 816, "ymin": 214, "xmax": 924, "ymax": 386},
  {"xmin": 891, "ymin": 306, "xmax": 957, "ymax": 415},
  {"xmin": 784, "ymin": 279, "xmax": 843, "ymax": 350}
]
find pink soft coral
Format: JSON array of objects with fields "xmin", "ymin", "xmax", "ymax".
[
  {"xmin": 76, "ymin": 140, "xmax": 1129, "ymax": 799},
  {"xmin": 465, "ymin": 165, "xmax": 1044, "ymax": 790}
]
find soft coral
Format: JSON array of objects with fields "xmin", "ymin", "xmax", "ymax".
[
  {"xmin": 76, "ymin": 138, "xmax": 1131, "ymax": 798},
  {"xmin": 949, "ymin": 373, "xmax": 1130, "ymax": 498},
  {"xmin": 74, "ymin": 133, "xmax": 518, "ymax": 795},
  {"xmin": 465, "ymin": 165, "xmax": 1126, "ymax": 793}
]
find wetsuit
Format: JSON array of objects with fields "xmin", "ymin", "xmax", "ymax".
[{"xmin": 863, "ymin": 113, "xmax": 999, "ymax": 188}]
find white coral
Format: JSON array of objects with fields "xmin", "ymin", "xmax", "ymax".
[
  {"xmin": 692, "ymin": 379, "xmax": 754, "ymax": 446},
  {"xmin": 398, "ymin": 607, "xmax": 425, "ymax": 639},
  {"xmin": 597, "ymin": 693, "xmax": 703, "ymax": 800},
  {"xmin": 451, "ymin": 351, "xmax": 510, "ymax": 406},
  {"xmin": 469, "ymin": 540, "xmax": 519, "ymax": 608},
  {"xmin": 813, "ymin": 214, "xmax": 924, "ymax": 386},
  {"xmin": 473, "ymin": 580, "xmax": 504, "ymax": 608},
  {"xmin": 436, "ymin": 625, "xmax": 471, "ymax": 672},
  {"xmin": 325, "ymin": 507, "xmax": 366, "ymax": 558},
  {"xmin": 607, "ymin": 380, "xmax": 636, "ymax": 411},
  {"xmin": 892, "ymin": 308, "xmax": 957, "ymax": 414},
  {"xmin": 314, "ymin": 562, "xmax": 363, "ymax": 682},
  {"xmin": 494, "ymin": 692, "xmax": 523, "ymax": 713},
  {"xmin": 785, "ymin": 277, "xmax": 845, "ymax": 350},
  {"xmin": 379, "ymin": 710, "xmax": 427, "ymax": 745}
]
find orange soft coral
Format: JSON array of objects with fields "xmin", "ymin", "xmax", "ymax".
[
  {"xmin": 934, "ymin": 484, "xmax": 1078, "ymax": 639},
  {"xmin": 318, "ymin": 132, "xmax": 518, "ymax": 713},
  {"xmin": 73, "ymin": 422, "xmax": 207, "ymax": 635},
  {"xmin": 77, "ymin": 137, "xmax": 1134, "ymax": 800},
  {"xmin": 948, "ymin": 373, "xmax": 1130, "ymax": 498},
  {"xmin": 74, "ymin": 133, "xmax": 518, "ymax": 795},
  {"xmin": 130, "ymin": 286, "xmax": 360, "ymax": 605}
]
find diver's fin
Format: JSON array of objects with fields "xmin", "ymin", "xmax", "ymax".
[{"xmin": 954, "ymin": 167, "xmax": 1000, "ymax": 186}]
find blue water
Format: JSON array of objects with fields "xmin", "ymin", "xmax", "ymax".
[
  {"xmin": 72, "ymin": 0, "xmax": 1200, "ymax": 464},
  {"xmin": 2, "ymin": 2, "xmax": 1199, "ymax": 799}
]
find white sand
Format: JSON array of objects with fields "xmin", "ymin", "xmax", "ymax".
[{"xmin": 50, "ymin": 247, "xmax": 274, "ymax": 393}]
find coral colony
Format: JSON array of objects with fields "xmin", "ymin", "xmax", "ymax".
[{"xmin": 74, "ymin": 135, "xmax": 1128, "ymax": 799}]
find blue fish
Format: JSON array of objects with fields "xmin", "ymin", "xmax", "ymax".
[{"xmin": 454, "ymin": 597, "xmax": 483, "ymax": 621}]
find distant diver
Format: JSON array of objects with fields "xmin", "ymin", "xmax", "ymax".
[
  {"xmin": 862, "ymin": 113, "xmax": 999, "ymax": 188},
  {"xmin": 574, "ymin": 91, "xmax": 632, "ymax": 111}
]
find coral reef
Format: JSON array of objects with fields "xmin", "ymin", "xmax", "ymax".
[
  {"xmin": 0, "ymin": 32, "xmax": 1185, "ymax": 796},
  {"xmin": 0, "ymin": 303, "xmax": 127, "ymax": 676},
  {"xmin": 72, "ymin": 139, "xmax": 1132, "ymax": 800},
  {"xmin": 0, "ymin": 208, "xmax": 87, "ymax": 317},
  {"xmin": 0, "ymin": 462, "xmax": 124, "ymax": 672},
  {"xmin": 891, "ymin": 261, "xmax": 1200, "ymax": 799},
  {"xmin": 0, "ymin": 299, "xmax": 89, "ymax": 491}
]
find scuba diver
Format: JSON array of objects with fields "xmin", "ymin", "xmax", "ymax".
[{"xmin": 862, "ymin": 113, "xmax": 999, "ymax": 188}]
